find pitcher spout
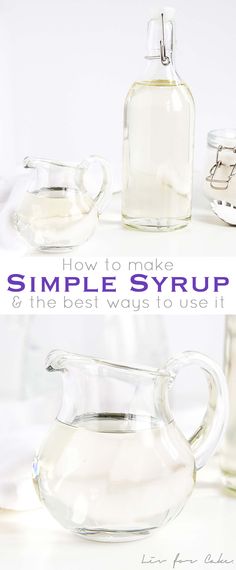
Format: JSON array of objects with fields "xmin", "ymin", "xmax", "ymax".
[{"xmin": 46, "ymin": 350, "xmax": 73, "ymax": 372}]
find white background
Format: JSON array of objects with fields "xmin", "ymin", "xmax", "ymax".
[
  {"xmin": 0, "ymin": 1, "xmax": 235, "ymax": 566},
  {"xmin": 0, "ymin": 0, "xmax": 235, "ymax": 207},
  {"xmin": 0, "ymin": 314, "xmax": 225, "ymax": 398},
  {"xmin": 0, "ymin": 0, "xmax": 235, "ymax": 255}
]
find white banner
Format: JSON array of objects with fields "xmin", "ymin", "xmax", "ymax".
[{"xmin": 0, "ymin": 254, "xmax": 234, "ymax": 315}]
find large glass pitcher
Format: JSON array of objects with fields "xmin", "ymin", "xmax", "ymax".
[
  {"xmin": 14, "ymin": 156, "xmax": 111, "ymax": 252},
  {"xmin": 33, "ymin": 350, "xmax": 228, "ymax": 542}
]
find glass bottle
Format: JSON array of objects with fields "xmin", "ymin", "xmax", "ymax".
[
  {"xmin": 122, "ymin": 8, "xmax": 195, "ymax": 231},
  {"xmin": 220, "ymin": 316, "xmax": 236, "ymax": 493}
]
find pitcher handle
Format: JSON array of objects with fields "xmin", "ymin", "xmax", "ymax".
[
  {"xmin": 160, "ymin": 351, "xmax": 228, "ymax": 470},
  {"xmin": 78, "ymin": 155, "xmax": 112, "ymax": 215}
]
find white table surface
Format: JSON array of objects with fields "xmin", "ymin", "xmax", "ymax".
[
  {"xmin": 1, "ymin": 190, "xmax": 232, "ymax": 258},
  {"xmin": 1, "ymin": 459, "xmax": 235, "ymax": 570},
  {"xmin": 24, "ymin": 192, "xmax": 234, "ymax": 258}
]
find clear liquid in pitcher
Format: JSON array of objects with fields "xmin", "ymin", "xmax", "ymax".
[
  {"xmin": 122, "ymin": 80, "xmax": 194, "ymax": 231},
  {"xmin": 15, "ymin": 189, "xmax": 97, "ymax": 251},
  {"xmin": 33, "ymin": 413, "xmax": 195, "ymax": 541}
]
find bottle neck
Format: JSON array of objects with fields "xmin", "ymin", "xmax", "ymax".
[
  {"xmin": 146, "ymin": 16, "xmax": 174, "ymax": 56},
  {"xmin": 143, "ymin": 57, "xmax": 179, "ymax": 83},
  {"xmin": 144, "ymin": 16, "xmax": 180, "ymax": 82}
]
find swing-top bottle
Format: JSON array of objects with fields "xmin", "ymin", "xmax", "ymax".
[{"xmin": 122, "ymin": 7, "xmax": 195, "ymax": 231}]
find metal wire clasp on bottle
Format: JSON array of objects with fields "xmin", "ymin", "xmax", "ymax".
[
  {"xmin": 160, "ymin": 12, "xmax": 172, "ymax": 65},
  {"xmin": 206, "ymin": 145, "xmax": 236, "ymax": 190}
]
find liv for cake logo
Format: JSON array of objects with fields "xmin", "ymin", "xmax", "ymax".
[{"xmin": 141, "ymin": 553, "xmax": 234, "ymax": 567}]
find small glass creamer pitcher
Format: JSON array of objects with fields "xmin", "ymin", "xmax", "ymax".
[
  {"xmin": 33, "ymin": 350, "xmax": 228, "ymax": 542},
  {"xmin": 14, "ymin": 155, "xmax": 111, "ymax": 251}
]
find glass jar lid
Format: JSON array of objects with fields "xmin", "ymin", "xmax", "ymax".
[{"xmin": 208, "ymin": 129, "xmax": 236, "ymax": 149}]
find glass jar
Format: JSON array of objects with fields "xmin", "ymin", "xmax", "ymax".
[
  {"xmin": 220, "ymin": 316, "xmax": 236, "ymax": 494},
  {"xmin": 205, "ymin": 129, "xmax": 236, "ymax": 225}
]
